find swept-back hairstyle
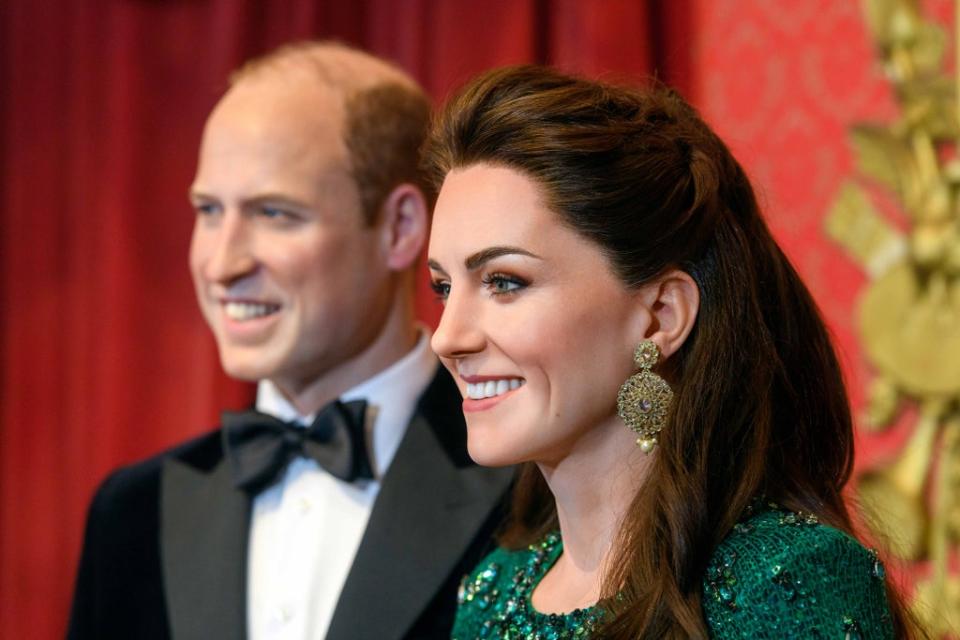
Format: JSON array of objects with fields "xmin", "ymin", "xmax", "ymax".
[{"xmin": 422, "ymin": 66, "xmax": 914, "ymax": 638}]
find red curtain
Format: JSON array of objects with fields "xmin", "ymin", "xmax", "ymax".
[{"xmin": 0, "ymin": 1, "xmax": 923, "ymax": 638}]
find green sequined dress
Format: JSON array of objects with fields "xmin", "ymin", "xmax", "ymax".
[{"xmin": 452, "ymin": 505, "xmax": 894, "ymax": 639}]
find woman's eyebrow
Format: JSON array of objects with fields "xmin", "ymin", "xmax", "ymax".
[{"xmin": 464, "ymin": 246, "xmax": 541, "ymax": 271}]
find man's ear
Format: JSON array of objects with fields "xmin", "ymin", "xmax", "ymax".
[
  {"xmin": 378, "ymin": 184, "xmax": 429, "ymax": 271},
  {"xmin": 633, "ymin": 269, "xmax": 700, "ymax": 360}
]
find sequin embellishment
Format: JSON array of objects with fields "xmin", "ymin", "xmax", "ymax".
[
  {"xmin": 843, "ymin": 615, "xmax": 864, "ymax": 639},
  {"xmin": 700, "ymin": 504, "xmax": 895, "ymax": 639},
  {"xmin": 705, "ymin": 550, "xmax": 741, "ymax": 611},
  {"xmin": 456, "ymin": 504, "xmax": 896, "ymax": 639},
  {"xmin": 453, "ymin": 532, "xmax": 604, "ymax": 639}
]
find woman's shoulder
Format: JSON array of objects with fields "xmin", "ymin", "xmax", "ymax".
[{"xmin": 702, "ymin": 504, "xmax": 894, "ymax": 639}]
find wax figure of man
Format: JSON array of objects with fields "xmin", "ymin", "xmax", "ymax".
[{"xmin": 67, "ymin": 42, "xmax": 513, "ymax": 640}]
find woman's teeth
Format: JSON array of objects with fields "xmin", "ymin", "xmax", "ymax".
[
  {"xmin": 466, "ymin": 379, "xmax": 524, "ymax": 400},
  {"xmin": 224, "ymin": 301, "xmax": 280, "ymax": 321}
]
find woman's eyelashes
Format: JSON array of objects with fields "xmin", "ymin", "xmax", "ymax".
[
  {"xmin": 480, "ymin": 272, "xmax": 528, "ymax": 296},
  {"xmin": 429, "ymin": 272, "xmax": 529, "ymax": 303},
  {"xmin": 429, "ymin": 278, "xmax": 451, "ymax": 301}
]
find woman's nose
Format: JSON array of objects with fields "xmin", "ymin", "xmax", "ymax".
[{"xmin": 431, "ymin": 287, "xmax": 486, "ymax": 360}]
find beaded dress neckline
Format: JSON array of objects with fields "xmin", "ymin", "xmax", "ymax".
[
  {"xmin": 457, "ymin": 531, "xmax": 605, "ymax": 639},
  {"xmin": 453, "ymin": 503, "xmax": 896, "ymax": 639}
]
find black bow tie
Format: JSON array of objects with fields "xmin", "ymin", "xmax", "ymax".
[{"xmin": 221, "ymin": 399, "xmax": 373, "ymax": 493}]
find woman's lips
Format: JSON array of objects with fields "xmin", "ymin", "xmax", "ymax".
[{"xmin": 461, "ymin": 378, "xmax": 524, "ymax": 412}]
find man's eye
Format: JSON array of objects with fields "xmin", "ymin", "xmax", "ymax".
[
  {"xmin": 260, "ymin": 206, "xmax": 289, "ymax": 219},
  {"xmin": 194, "ymin": 203, "xmax": 219, "ymax": 216}
]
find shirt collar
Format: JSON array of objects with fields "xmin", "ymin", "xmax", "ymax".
[{"xmin": 255, "ymin": 328, "xmax": 439, "ymax": 478}]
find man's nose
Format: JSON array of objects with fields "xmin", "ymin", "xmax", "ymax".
[
  {"xmin": 203, "ymin": 212, "xmax": 257, "ymax": 284},
  {"xmin": 431, "ymin": 287, "xmax": 486, "ymax": 360}
]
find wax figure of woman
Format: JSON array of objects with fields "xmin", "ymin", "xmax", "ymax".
[{"xmin": 424, "ymin": 66, "xmax": 917, "ymax": 639}]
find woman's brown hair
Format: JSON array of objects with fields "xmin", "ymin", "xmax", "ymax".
[{"xmin": 423, "ymin": 65, "xmax": 916, "ymax": 638}]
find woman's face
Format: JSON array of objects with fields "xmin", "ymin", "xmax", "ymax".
[{"xmin": 428, "ymin": 164, "xmax": 645, "ymax": 467}]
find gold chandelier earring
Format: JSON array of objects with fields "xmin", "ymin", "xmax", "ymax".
[{"xmin": 617, "ymin": 339, "xmax": 673, "ymax": 453}]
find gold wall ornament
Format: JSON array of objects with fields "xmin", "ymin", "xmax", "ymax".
[
  {"xmin": 616, "ymin": 340, "xmax": 672, "ymax": 453},
  {"xmin": 825, "ymin": 0, "xmax": 960, "ymax": 634}
]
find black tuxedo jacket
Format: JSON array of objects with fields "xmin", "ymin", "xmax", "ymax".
[{"xmin": 67, "ymin": 369, "xmax": 513, "ymax": 640}]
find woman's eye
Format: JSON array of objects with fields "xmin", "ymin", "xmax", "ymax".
[
  {"xmin": 483, "ymin": 273, "xmax": 527, "ymax": 296},
  {"xmin": 429, "ymin": 279, "xmax": 451, "ymax": 300}
]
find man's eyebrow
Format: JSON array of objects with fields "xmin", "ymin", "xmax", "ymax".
[
  {"xmin": 187, "ymin": 191, "xmax": 309, "ymax": 208},
  {"xmin": 465, "ymin": 246, "xmax": 541, "ymax": 270},
  {"xmin": 244, "ymin": 193, "xmax": 308, "ymax": 207}
]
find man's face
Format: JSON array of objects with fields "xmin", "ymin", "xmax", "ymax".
[{"xmin": 189, "ymin": 78, "xmax": 394, "ymax": 394}]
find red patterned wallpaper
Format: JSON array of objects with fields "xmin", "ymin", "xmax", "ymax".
[
  {"xmin": 681, "ymin": 0, "xmax": 947, "ymax": 463},
  {"xmin": 674, "ymin": 0, "xmax": 957, "ymax": 606}
]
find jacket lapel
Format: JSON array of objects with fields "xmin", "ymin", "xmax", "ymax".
[
  {"xmin": 161, "ymin": 453, "xmax": 250, "ymax": 640},
  {"xmin": 325, "ymin": 373, "xmax": 513, "ymax": 640}
]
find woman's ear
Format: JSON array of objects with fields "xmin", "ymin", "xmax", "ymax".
[
  {"xmin": 378, "ymin": 183, "xmax": 429, "ymax": 271},
  {"xmin": 635, "ymin": 269, "xmax": 700, "ymax": 359}
]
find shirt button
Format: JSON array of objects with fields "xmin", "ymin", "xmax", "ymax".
[
  {"xmin": 298, "ymin": 497, "xmax": 312, "ymax": 514},
  {"xmin": 273, "ymin": 605, "xmax": 294, "ymax": 624}
]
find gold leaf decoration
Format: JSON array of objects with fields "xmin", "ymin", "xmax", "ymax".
[{"xmin": 825, "ymin": 1, "xmax": 960, "ymax": 634}]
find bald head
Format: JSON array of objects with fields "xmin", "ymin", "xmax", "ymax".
[
  {"xmin": 231, "ymin": 41, "xmax": 420, "ymax": 101},
  {"xmin": 220, "ymin": 41, "xmax": 433, "ymax": 223}
]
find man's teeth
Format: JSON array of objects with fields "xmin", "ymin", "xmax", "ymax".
[
  {"xmin": 223, "ymin": 301, "xmax": 279, "ymax": 321},
  {"xmin": 466, "ymin": 379, "xmax": 524, "ymax": 400}
]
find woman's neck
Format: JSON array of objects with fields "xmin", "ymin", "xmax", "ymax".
[{"xmin": 532, "ymin": 416, "xmax": 653, "ymax": 613}]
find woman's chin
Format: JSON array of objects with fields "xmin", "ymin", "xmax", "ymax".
[{"xmin": 466, "ymin": 436, "xmax": 526, "ymax": 468}]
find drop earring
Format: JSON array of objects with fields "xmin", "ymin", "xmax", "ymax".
[{"xmin": 616, "ymin": 339, "xmax": 672, "ymax": 453}]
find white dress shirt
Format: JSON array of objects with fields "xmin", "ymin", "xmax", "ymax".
[{"xmin": 246, "ymin": 331, "xmax": 438, "ymax": 640}]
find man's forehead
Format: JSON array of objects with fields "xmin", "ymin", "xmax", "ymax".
[
  {"xmin": 236, "ymin": 45, "xmax": 417, "ymax": 101},
  {"xmin": 193, "ymin": 80, "xmax": 355, "ymax": 197},
  {"xmin": 204, "ymin": 77, "xmax": 348, "ymax": 155},
  {"xmin": 220, "ymin": 74, "xmax": 345, "ymax": 126},
  {"xmin": 207, "ymin": 47, "xmax": 420, "ymax": 161}
]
